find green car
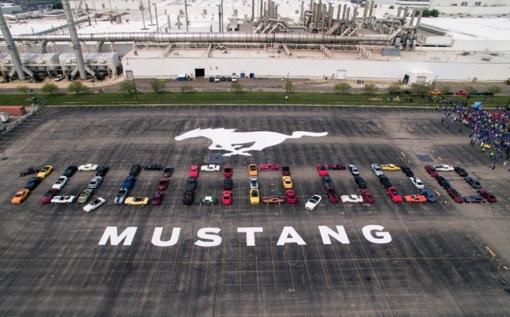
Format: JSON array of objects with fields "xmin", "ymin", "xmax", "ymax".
[
  {"xmin": 200, "ymin": 196, "xmax": 217, "ymax": 206},
  {"xmin": 78, "ymin": 188, "xmax": 95, "ymax": 204}
]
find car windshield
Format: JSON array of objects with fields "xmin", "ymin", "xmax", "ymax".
[{"xmin": 251, "ymin": 191, "xmax": 258, "ymax": 197}]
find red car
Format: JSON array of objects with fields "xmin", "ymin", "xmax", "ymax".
[
  {"xmin": 316, "ymin": 164, "xmax": 329, "ymax": 177},
  {"xmin": 326, "ymin": 189, "xmax": 339, "ymax": 204},
  {"xmin": 455, "ymin": 90, "xmax": 468, "ymax": 96},
  {"xmin": 327, "ymin": 163, "xmax": 346, "ymax": 170},
  {"xmin": 361, "ymin": 189, "xmax": 375, "ymax": 204},
  {"xmin": 286, "ymin": 189, "xmax": 297, "ymax": 204},
  {"xmin": 478, "ymin": 189, "xmax": 497, "ymax": 203},
  {"xmin": 259, "ymin": 163, "xmax": 280, "ymax": 171},
  {"xmin": 387, "ymin": 187, "xmax": 402, "ymax": 204},
  {"xmin": 424, "ymin": 165, "xmax": 439, "ymax": 178},
  {"xmin": 281, "ymin": 166, "xmax": 291, "ymax": 176},
  {"xmin": 447, "ymin": 188, "xmax": 463, "ymax": 203},
  {"xmin": 40, "ymin": 189, "xmax": 59, "ymax": 204},
  {"xmin": 222, "ymin": 190, "xmax": 233, "ymax": 205},
  {"xmin": 151, "ymin": 191, "xmax": 164, "ymax": 205},
  {"xmin": 188, "ymin": 165, "xmax": 199, "ymax": 178},
  {"xmin": 223, "ymin": 164, "xmax": 233, "ymax": 178},
  {"xmin": 157, "ymin": 178, "xmax": 169, "ymax": 191}
]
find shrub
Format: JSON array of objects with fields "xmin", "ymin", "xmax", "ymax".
[
  {"xmin": 487, "ymin": 85, "xmax": 501, "ymax": 95},
  {"xmin": 67, "ymin": 81, "xmax": 89, "ymax": 95},
  {"xmin": 40, "ymin": 83, "xmax": 58, "ymax": 95},
  {"xmin": 410, "ymin": 83, "xmax": 431, "ymax": 97},
  {"xmin": 362, "ymin": 83, "xmax": 377, "ymax": 95},
  {"xmin": 230, "ymin": 82, "xmax": 244, "ymax": 93},
  {"xmin": 120, "ymin": 80, "xmax": 137, "ymax": 95},
  {"xmin": 150, "ymin": 79, "xmax": 165, "ymax": 93},
  {"xmin": 334, "ymin": 82, "xmax": 351, "ymax": 94},
  {"xmin": 388, "ymin": 83, "xmax": 402, "ymax": 95},
  {"xmin": 180, "ymin": 84, "xmax": 194, "ymax": 94},
  {"xmin": 17, "ymin": 85, "xmax": 29, "ymax": 94},
  {"xmin": 440, "ymin": 85, "xmax": 452, "ymax": 95}
]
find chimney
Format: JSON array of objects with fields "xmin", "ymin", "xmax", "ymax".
[
  {"xmin": 0, "ymin": 5, "xmax": 25, "ymax": 80},
  {"xmin": 62, "ymin": 0, "xmax": 88, "ymax": 80}
]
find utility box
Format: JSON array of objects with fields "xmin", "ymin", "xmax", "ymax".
[{"xmin": 0, "ymin": 112, "xmax": 10, "ymax": 123}]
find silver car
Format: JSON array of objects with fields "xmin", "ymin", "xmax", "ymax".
[
  {"xmin": 371, "ymin": 164, "xmax": 384, "ymax": 177},
  {"xmin": 87, "ymin": 176, "xmax": 103, "ymax": 189},
  {"xmin": 249, "ymin": 176, "xmax": 259, "ymax": 189}
]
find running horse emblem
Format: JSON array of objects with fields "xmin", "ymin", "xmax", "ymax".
[{"xmin": 175, "ymin": 128, "xmax": 328, "ymax": 156}]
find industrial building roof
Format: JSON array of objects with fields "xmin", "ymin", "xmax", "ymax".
[{"xmin": 421, "ymin": 17, "xmax": 510, "ymax": 40}]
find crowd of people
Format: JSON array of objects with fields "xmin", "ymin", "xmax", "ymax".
[{"xmin": 441, "ymin": 103, "xmax": 510, "ymax": 169}]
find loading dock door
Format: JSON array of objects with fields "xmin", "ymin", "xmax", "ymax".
[{"xmin": 195, "ymin": 68, "xmax": 205, "ymax": 78}]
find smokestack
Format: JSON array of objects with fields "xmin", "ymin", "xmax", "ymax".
[
  {"xmin": 353, "ymin": 7, "xmax": 357, "ymax": 22},
  {"xmin": 342, "ymin": 4, "xmax": 347, "ymax": 20},
  {"xmin": 62, "ymin": 0, "xmax": 88, "ymax": 80},
  {"xmin": 363, "ymin": 3, "xmax": 368, "ymax": 18},
  {"xmin": 368, "ymin": 1, "xmax": 374, "ymax": 18},
  {"xmin": 397, "ymin": 6, "xmax": 402, "ymax": 17},
  {"xmin": 416, "ymin": 10, "xmax": 422, "ymax": 27},
  {"xmin": 251, "ymin": 0, "xmax": 255, "ymax": 21},
  {"xmin": 184, "ymin": 0, "xmax": 189, "ymax": 32},
  {"xmin": 409, "ymin": 10, "xmax": 415, "ymax": 26},
  {"xmin": 345, "ymin": 7, "xmax": 350, "ymax": 21},
  {"xmin": 0, "ymin": 5, "xmax": 25, "ymax": 80},
  {"xmin": 301, "ymin": 1, "xmax": 305, "ymax": 23},
  {"xmin": 260, "ymin": 0, "xmax": 263, "ymax": 21},
  {"xmin": 336, "ymin": 4, "xmax": 341, "ymax": 20}
]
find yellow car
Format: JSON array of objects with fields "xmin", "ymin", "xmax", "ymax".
[
  {"xmin": 282, "ymin": 176, "xmax": 293, "ymax": 189},
  {"xmin": 11, "ymin": 188, "xmax": 30, "ymax": 205},
  {"xmin": 249, "ymin": 189, "xmax": 260, "ymax": 205},
  {"xmin": 248, "ymin": 164, "xmax": 258, "ymax": 177},
  {"xmin": 381, "ymin": 164, "xmax": 400, "ymax": 171},
  {"xmin": 36, "ymin": 165, "xmax": 53, "ymax": 178},
  {"xmin": 430, "ymin": 89, "xmax": 442, "ymax": 97},
  {"xmin": 124, "ymin": 196, "xmax": 149, "ymax": 206}
]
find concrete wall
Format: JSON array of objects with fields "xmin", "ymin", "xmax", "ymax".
[{"xmin": 122, "ymin": 55, "xmax": 510, "ymax": 81}]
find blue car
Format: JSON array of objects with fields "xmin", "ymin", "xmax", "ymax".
[
  {"xmin": 25, "ymin": 177, "xmax": 41, "ymax": 191},
  {"xmin": 121, "ymin": 176, "xmax": 136, "ymax": 190},
  {"xmin": 420, "ymin": 188, "xmax": 436, "ymax": 203}
]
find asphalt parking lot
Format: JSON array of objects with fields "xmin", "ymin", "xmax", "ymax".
[{"xmin": 1, "ymin": 105, "xmax": 509, "ymax": 316}]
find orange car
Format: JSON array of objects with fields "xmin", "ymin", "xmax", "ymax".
[
  {"xmin": 404, "ymin": 194, "xmax": 427, "ymax": 203},
  {"xmin": 11, "ymin": 188, "xmax": 30, "ymax": 205},
  {"xmin": 248, "ymin": 164, "xmax": 258, "ymax": 177}
]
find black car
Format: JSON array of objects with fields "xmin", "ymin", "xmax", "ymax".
[
  {"xmin": 354, "ymin": 175, "xmax": 367, "ymax": 189},
  {"xmin": 454, "ymin": 166, "xmax": 468, "ymax": 177},
  {"xmin": 63, "ymin": 165, "xmax": 78, "ymax": 177},
  {"xmin": 19, "ymin": 167, "xmax": 39, "ymax": 177},
  {"xmin": 25, "ymin": 177, "xmax": 41, "ymax": 190},
  {"xmin": 465, "ymin": 176, "xmax": 481, "ymax": 189},
  {"xmin": 224, "ymin": 178, "xmax": 233, "ymax": 190},
  {"xmin": 463, "ymin": 195, "xmax": 483, "ymax": 203},
  {"xmin": 378, "ymin": 175, "xmax": 392, "ymax": 188},
  {"xmin": 321, "ymin": 175, "xmax": 335, "ymax": 190},
  {"xmin": 144, "ymin": 164, "xmax": 163, "ymax": 171},
  {"xmin": 185, "ymin": 177, "xmax": 197, "ymax": 191},
  {"xmin": 183, "ymin": 190, "xmax": 194, "ymax": 205},
  {"xmin": 129, "ymin": 164, "xmax": 141, "ymax": 177},
  {"xmin": 401, "ymin": 166, "xmax": 414, "ymax": 177},
  {"xmin": 96, "ymin": 165, "xmax": 109, "ymax": 177},
  {"xmin": 163, "ymin": 166, "xmax": 174, "ymax": 178},
  {"xmin": 435, "ymin": 175, "xmax": 447, "ymax": 185},
  {"xmin": 281, "ymin": 166, "xmax": 291, "ymax": 176}
]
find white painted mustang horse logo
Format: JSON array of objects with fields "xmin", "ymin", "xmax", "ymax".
[{"xmin": 175, "ymin": 128, "xmax": 328, "ymax": 156}]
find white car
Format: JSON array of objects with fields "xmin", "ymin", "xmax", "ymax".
[
  {"xmin": 305, "ymin": 194, "xmax": 322, "ymax": 210},
  {"xmin": 341, "ymin": 195, "xmax": 364, "ymax": 203},
  {"xmin": 83, "ymin": 197, "xmax": 106, "ymax": 212},
  {"xmin": 249, "ymin": 176, "xmax": 259, "ymax": 189},
  {"xmin": 51, "ymin": 195, "xmax": 76, "ymax": 204},
  {"xmin": 200, "ymin": 164, "xmax": 221, "ymax": 172},
  {"xmin": 231, "ymin": 75, "xmax": 238, "ymax": 82},
  {"xmin": 410, "ymin": 177, "xmax": 425, "ymax": 189},
  {"xmin": 348, "ymin": 164, "xmax": 360, "ymax": 176},
  {"xmin": 371, "ymin": 164, "xmax": 384, "ymax": 177},
  {"xmin": 433, "ymin": 164, "xmax": 454, "ymax": 172},
  {"xmin": 78, "ymin": 164, "xmax": 98, "ymax": 171},
  {"xmin": 87, "ymin": 176, "xmax": 103, "ymax": 189},
  {"xmin": 51, "ymin": 176, "xmax": 68, "ymax": 190}
]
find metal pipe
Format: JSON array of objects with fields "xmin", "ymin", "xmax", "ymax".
[
  {"xmin": 0, "ymin": 4, "xmax": 25, "ymax": 80},
  {"xmin": 62, "ymin": 0, "xmax": 87, "ymax": 80}
]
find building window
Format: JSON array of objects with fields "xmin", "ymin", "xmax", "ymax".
[
  {"xmin": 474, "ymin": 1, "xmax": 481, "ymax": 5},
  {"xmin": 461, "ymin": 1, "xmax": 468, "ymax": 6}
]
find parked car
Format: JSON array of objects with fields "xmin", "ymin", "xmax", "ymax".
[
  {"xmin": 316, "ymin": 164, "xmax": 329, "ymax": 177},
  {"xmin": 387, "ymin": 187, "xmax": 402, "ymax": 204},
  {"xmin": 151, "ymin": 191, "xmax": 164, "ymax": 205},
  {"xmin": 410, "ymin": 177, "xmax": 425, "ymax": 189},
  {"xmin": 129, "ymin": 164, "xmax": 141, "ymax": 177},
  {"xmin": 25, "ymin": 177, "xmax": 41, "ymax": 191},
  {"xmin": 157, "ymin": 178, "xmax": 169, "ymax": 191},
  {"xmin": 326, "ymin": 189, "xmax": 340, "ymax": 203},
  {"xmin": 222, "ymin": 190, "xmax": 233, "ymax": 205},
  {"xmin": 95, "ymin": 165, "xmax": 109, "ymax": 177},
  {"xmin": 463, "ymin": 195, "xmax": 483, "ymax": 203},
  {"xmin": 259, "ymin": 163, "xmax": 280, "ymax": 171},
  {"xmin": 371, "ymin": 164, "xmax": 384, "ymax": 177},
  {"xmin": 281, "ymin": 166, "xmax": 291, "ymax": 176},
  {"xmin": 200, "ymin": 196, "xmax": 217, "ymax": 205},
  {"xmin": 40, "ymin": 189, "xmax": 59, "ymax": 204},
  {"xmin": 224, "ymin": 178, "xmax": 234, "ymax": 190},
  {"xmin": 249, "ymin": 189, "xmax": 260, "ymax": 205},
  {"xmin": 78, "ymin": 188, "xmax": 95, "ymax": 204},
  {"xmin": 282, "ymin": 176, "xmax": 293, "ymax": 189},
  {"xmin": 200, "ymin": 164, "xmax": 220, "ymax": 172},
  {"xmin": 454, "ymin": 166, "xmax": 468, "ymax": 177},
  {"xmin": 183, "ymin": 191, "xmax": 194, "ymax": 205},
  {"xmin": 321, "ymin": 175, "xmax": 335, "ymax": 190},
  {"xmin": 78, "ymin": 164, "xmax": 98, "ymax": 172},
  {"xmin": 223, "ymin": 164, "xmax": 233, "ymax": 178},
  {"xmin": 37, "ymin": 165, "xmax": 53, "ymax": 178},
  {"xmin": 163, "ymin": 166, "xmax": 174, "ymax": 178},
  {"xmin": 125, "ymin": 196, "xmax": 149, "ymax": 206},
  {"xmin": 51, "ymin": 195, "xmax": 76, "ymax": 204},
  {"xmin": 52, "ymin": 176, "xmax": 68, "ymax": 190},
  {"xmin": 121, "ymin": 176, "xmax": 136, "ymax": 190},
  {"xmin": 455, "ymin": 89, "xmax": 468, "ymax": 96},
  {"xmin": 354, "ymin": 175, "xmax": 367, "ymax": 189},
  {"xmin": 144, "ymin": 164, "xmax": 163, "ymax": 171},
  {"xmin": 87, "ymin": 176, "xmax": 103, "ymax": 189},
  {"xmin": 447, "ymin": 188, "xmax": 463, "ymax": 203},
  {"xmin": 83, "ymin": 197, "xmax": 106, "ymax": 212},
  {"xmin": 262, "ymin": 196, "xmax": 285, "ymax": 205},
  {"xmin": 305, "ymin": 194, "xmax": 322, "ymax": 210},
  {"xmin": 433, "ymin": 164, "xmax": 454, "ymax": 172},
  {"xmin": 378, "ymin": 175, "xmax": 392, "ymax": 188},
  {"xmin": 420, "ymin": 188, "xmax": 437, "ymax": 203},
  {"xmin": 478, "ymin": 189, "xmax": 497, "ymax": 203},
  {"xmin": 63, "ymin": 165, "xmax": 78, "ymax": 177},
  {"xmin": 114, "ymin": 189, "xmax": 128, "ymax": 205},
  {"xmin": 249, "ymin": 176, "xmax": 259, "ymax": 189},
  {"xmin": 401, "ymin": 166, "xmax": 414, "ymax": 177},
  {"xmin": 381, "ymin": 164, "xmax": 400, "ymax": 171},
  {"xmin": 425, "ymin": 165, "xmax": 439, "ymax": 177},
  {"xmin": 341, "ymin": 194, "xmax": 363, "ymax": 204},
  {"xmin": 286, "ymin": 189, "xmax": 297, "ymax": 204},
  {"xmin": 11, "ymin": 188, "xmax": 30, "ymax": 205},
  {"xmin": 327, "ymin": 163, "xmax": 346, "ymax": 170},
  {"xmin": 185, "ymin": 177, "xmax": 198, "ymax": 191},
  {"xmin": 248, "ymin": 164, "xmax": 258, "ymax": 177},
  {"xmin": 19, "ymin": 166, "xmax": 39, "ymax": 177},
  {"xmin": 465, "ymin": 176, "xmax": 481, "ymax": 189},
  {"xmin": 404, "ymin": 194, "xmax": 427, "ymax": 203},
  {"xmin": 361, "ymin": 189, "xmax": 375, "ymax": 204},
  {"xmin": 348, "ymin": 164, "xmax": 360, "ymax": 176}
]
